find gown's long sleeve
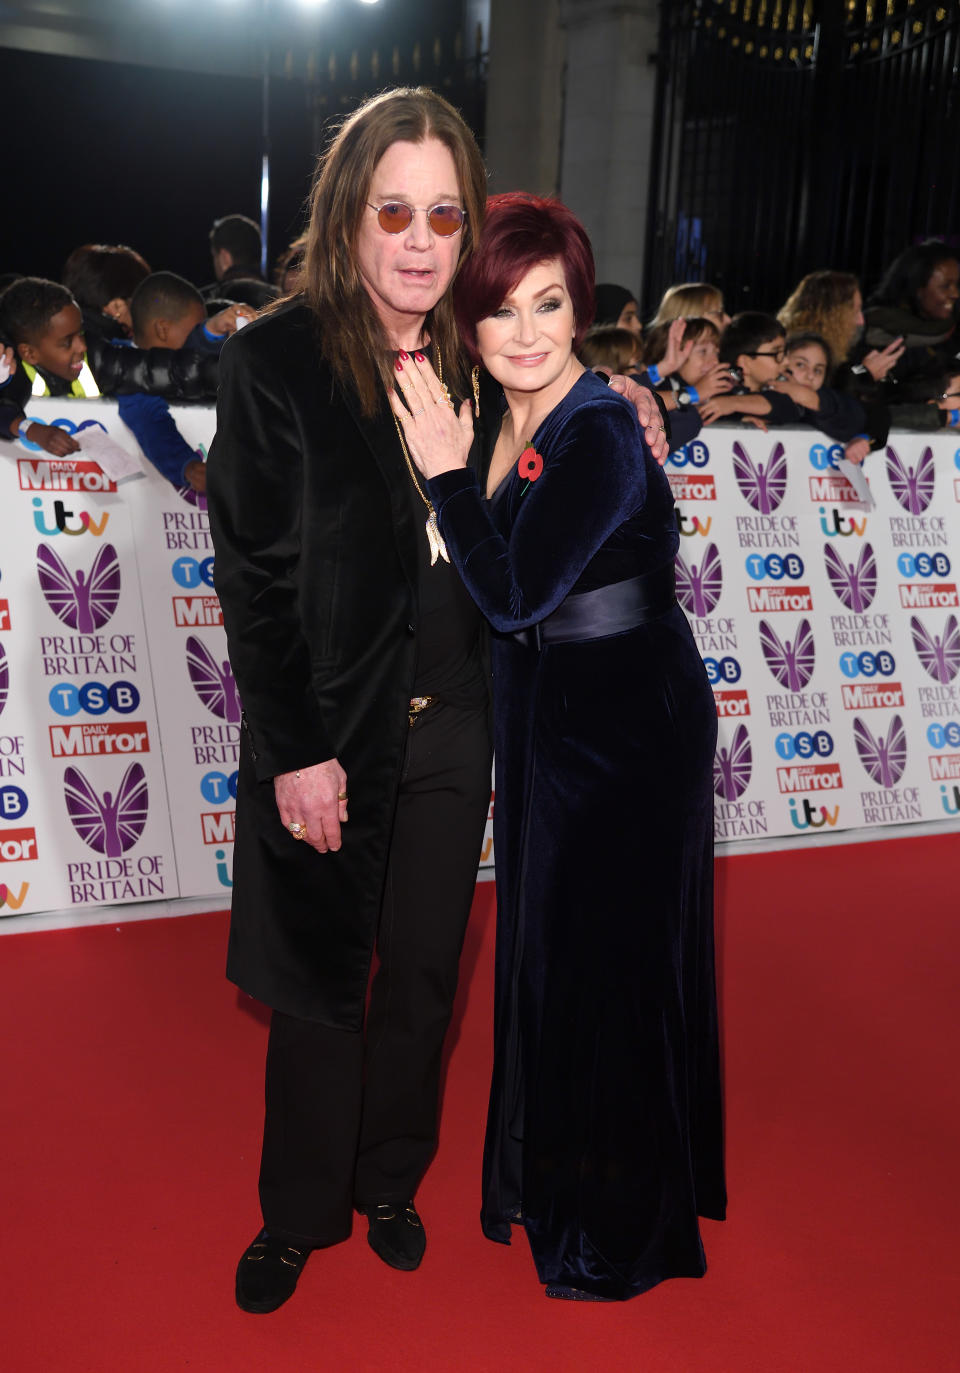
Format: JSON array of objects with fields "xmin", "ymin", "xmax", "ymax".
[{"xmin": 424, "ymin": 394, "xmax": 651, "ymax": 632}]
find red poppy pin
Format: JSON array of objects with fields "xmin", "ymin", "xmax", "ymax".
[{"xmin": 519, "ymin": 444, "xmax": 544, "ymax": 487}]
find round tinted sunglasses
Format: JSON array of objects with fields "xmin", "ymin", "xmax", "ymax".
[{"xmin": 367, "ymin": 201, "xmax": 467, "ymax": 236}]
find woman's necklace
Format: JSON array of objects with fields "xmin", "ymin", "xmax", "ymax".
[{"xmin": 392, "ymin": 349, "xmax": 451, "ymax": 567}]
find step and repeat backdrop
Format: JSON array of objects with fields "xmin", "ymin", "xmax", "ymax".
[{"xmin": 0, "ymin": 399, "xmax": 957, "ymax": 919}]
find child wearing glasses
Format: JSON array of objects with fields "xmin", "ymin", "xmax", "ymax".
[{"xmin": 700, "ymin": 314, "xmax": 888, "ymax": 460}]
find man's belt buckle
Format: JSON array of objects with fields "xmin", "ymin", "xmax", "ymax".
[{"xmin": 408, "ymin": 695, "xmax": 435, "ymax": 727}]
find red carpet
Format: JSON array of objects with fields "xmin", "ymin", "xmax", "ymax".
[{"xmin": 1, "ymin": 833, "xmax": 958, "ymax": 1372}]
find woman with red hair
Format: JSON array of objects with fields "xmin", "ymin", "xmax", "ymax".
[{"xmin": 391, "ymin": 193, "xmax": 725, "ymax": 1302}]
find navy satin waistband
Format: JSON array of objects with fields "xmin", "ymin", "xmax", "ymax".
[{"xmin": 511, "ymin": 563, "xmax": 677, "ymax": 650}]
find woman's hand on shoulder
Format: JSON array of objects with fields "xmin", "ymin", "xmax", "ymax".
[{"xmin": 390, "ymin": 352, "xmax": 473, "ymax": 479}]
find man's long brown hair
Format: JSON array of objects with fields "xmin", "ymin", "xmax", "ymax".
[{"xmin": 302, "ymin": 87, "xmax": 487, "ymax": 415}]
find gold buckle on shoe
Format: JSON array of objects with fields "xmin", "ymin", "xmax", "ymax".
[{"xmin": 408, "ymin": 695, "xmax": 435, "ymax": 727}]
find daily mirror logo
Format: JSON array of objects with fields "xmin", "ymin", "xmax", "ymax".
[
  {"xmin": 49, "ymin": 721, "xmax": 150, "ymax": 757},
  {"xmin": 18, "ymin": 457, "xmax": 117, "ymax": 494}
]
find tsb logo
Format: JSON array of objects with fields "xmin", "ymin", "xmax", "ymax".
[
  {"xmin": 745, "ymin": 553, "xmax": 804, "ymax": 581},
  {"xmin": 774, "ymin": 730, "xmax": 834, "ymax": 760},
  {"xmin": 667, "ymin": 440, "xmax": 710, "ymax": 468},
  {"xmin": 48, "ymin": 681, "xmax": 140, "ymax": 716},
  {"xmin": 200, "ymin": 770, "xmax": 238, "ymax": 804},
  {"xmin": 927, "ymin": 722, "xmax": 960, "ymax": 749},
  {"xmin": 897, "ymin": 552, "xmax": 951, "ymax": 578},
  {"xmin": 808, "ymin": 442, "xmax": 844, "ymax": 471},
  {"xmin": 839, "ymin": 650, "xmax": 896, "ymax": 678},
  {"xmin": 171, "ymin": 556, "xmax": 215, "ymax": 588},
  {"xmin": 703, "ymin": 656, "xmax": 742, "ymax": 685},
  {"xmin": 0, "ymin": 785, "xmax": 28, "ymax": 820}
]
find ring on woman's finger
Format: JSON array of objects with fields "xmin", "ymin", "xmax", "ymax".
[
  {"xmin": 337, "ymin": 791, "xmax": 348, "ymax": 801},
  {"xmin": 657, "ymin": 424, "xmax": 666, "ymax": 433},
  {"xmin": 289, "ymin": 821, "xmax": 306, "ymax": 838}
]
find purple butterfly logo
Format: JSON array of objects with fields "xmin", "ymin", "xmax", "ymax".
[
  {"xmin": 853, "ymin": 714, "xmax": 907, "ymax": 787},
  {"xmin": 823, "ymin": 542, "xmax": 877, "ymax": 613},
  {"xmin": 63, "ymin": 762, "xmax": 148, "ymax": 856},
  {"xmin": 732, "ymin": 441, "xmax": 787, "ymax": 513},
  {"xmin": 885, "ymin": 446, "xmax": 935, "ymax": 515},
  {"xmin": 177, "ymin": 485, "xmax": 207, "ymax": 512},
  {"xmin": 186, "ymin": 636, "xmax": 241, "ymax": 721},
  {"xmin": 0, "ymin": 642, "xmax": 8, "ymax": 717},
  {"xmin": 910, "ymin": 614, "xmax": 960, "ymax": 684},
  {"xmin": 759, "ymin": 618, "xmax": 815, "ymax": 691},
  {"xmin": 714, "ymin": 724, "xmax": 752, "ymax": 801},
  {"xmin": 676, "ymin": 543, "xmax": 723, "ymax": 616},
  {"xmin": 37, "ymin": 543, "xmax": 121, "ymax": 631}
]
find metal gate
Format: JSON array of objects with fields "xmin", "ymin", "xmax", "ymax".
[{"xmin": 643, "ymin": 0, "xmax": 960, "ymax": 315}]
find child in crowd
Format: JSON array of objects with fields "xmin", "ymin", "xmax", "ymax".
[
  {"xmin": 0, "ymin": 276, "xmax": 242, "ymax": 458},
  {"xmin": 702, "ymin": 314, "xmax": 889, "ymax": 459},
  {"xmin": 578, "ymin": 324, "xmax": 642, "ymax": 374},
  {"xmin": 0, "ymin": 280, "xmax": 90, "ymax": 454},
  {"xmin": 637, "ymin": 316, "xmax": 733, "ymax": 453},
  {"xmin": 774, "ymin": 332, "xmax": 889, "ymax": 461},
  {"xmin": 643, "ymin": 316, "xmax": 732, "ymax": 407},
  {"xmin": 119, "ymin": 272, "xmax": 249, "ymax": 492}
]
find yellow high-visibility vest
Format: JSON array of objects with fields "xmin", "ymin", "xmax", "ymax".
[{"xmin": 23, "ymin": 358, "xmax": 101, "ymax": 399}]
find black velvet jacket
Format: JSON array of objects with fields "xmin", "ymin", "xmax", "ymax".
[{"xmin": 206, "ymin": 299, "xmax": 487, "ymax": 1025}]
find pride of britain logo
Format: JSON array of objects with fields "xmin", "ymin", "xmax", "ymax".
[
  {"xmin": 37, "ymin": 543, "xmax": 120, "ymax": 631},
  {"xmin": 759, "ymin": 619, "xmax": 815, "ymax": 691},
  {"xmin": 885, "ymin": 447, "xmax": 935, "ymax": 515},
  {"xmin": 676, "ymin": 544, "xmax": 722, "ymax": 616},
  {"xmin": 186, "ymin": 636, "xmax": 241, "ymax": 721},
  {"xmin": 63, "ymin": 762, "xmax": 148, "ymax": 855},
  {"xmin": 853, "ymin": 715, "xmax": 907, "ymax": 787},
  {"xmin": 823, "ymin": 543, "xmax": 877, "ymax": 613},
  {"xmin": 910, "ymin": 614, "xmax": 960, "ymax": 683},
  {"xmin": 732, "ymin": 441, "xmax": 787, "ymax": 513},
  {"xmin": 713, "ymin": 724, "xmax": 752, "ymax": 801}
]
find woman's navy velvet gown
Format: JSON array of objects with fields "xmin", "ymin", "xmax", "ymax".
[{"xmin": 425, "ymin": 371, "xmax": 726, "ymax": 1300}]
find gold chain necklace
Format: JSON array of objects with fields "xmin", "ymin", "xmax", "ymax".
[{"xmin": 392, "ymin": 349, "xmax": 451, "ymax": 567}]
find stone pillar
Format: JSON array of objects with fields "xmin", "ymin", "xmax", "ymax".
[
  {"xmin": 557, "ymin": 0, "xmax": 660, "ymax": 301},
  {"xmin": 484, "ymin": 0, "xmax": 660, "ymax": 301},
  {"xmin": 483, "ymin": 0, "xmax": 566, "ymax": 196}
]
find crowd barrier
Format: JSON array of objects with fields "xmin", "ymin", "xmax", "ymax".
[{"xmin": 0, "ymin": 399, "xmax": 957, "ymax": 919}]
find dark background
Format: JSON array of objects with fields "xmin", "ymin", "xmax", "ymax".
[
  {"xmin": 2, "ymin": 48, "xmax": 310, "ymax": 286},
  {"xmin": 0, "ymin": 0, "xmax": 484, "ymax": 290}
]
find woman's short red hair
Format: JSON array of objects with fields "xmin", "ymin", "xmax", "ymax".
[{"xmin": 454, "ymin": 193, "xmax": 595, "ymax": 362}]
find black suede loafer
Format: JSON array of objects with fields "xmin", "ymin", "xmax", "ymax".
[
  {"xmin": 362, "ymin": 1202, "xmax": 426, "ymax": 1271},
  {"xmin": 235, "ymin": 1230, "xmax": 311, "ymax": 1313}
]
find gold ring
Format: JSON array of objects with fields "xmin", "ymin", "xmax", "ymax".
[
  {"xmin": 289, "ymin": 822, "xmax": 305, "ymax": 837},
  {"xmin": 657, "ymin": 425, "xmax": 666, "ymax": 432},
  {"xmin": 337, "ymin": 791, "xmax": 348, "ymax": 801}
]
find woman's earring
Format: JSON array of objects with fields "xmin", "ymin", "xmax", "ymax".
[{"xmin": 471, "ymin": 365, "xmax": 480, "ymax": 417}]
